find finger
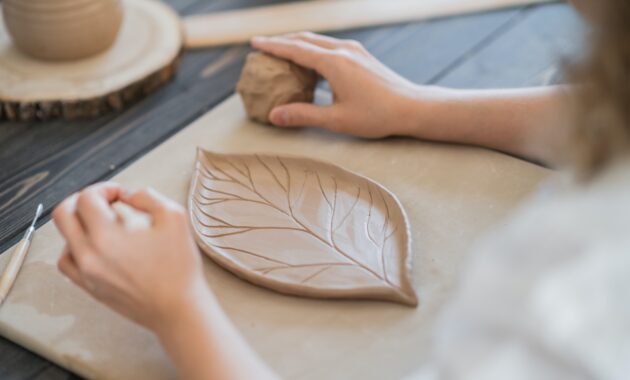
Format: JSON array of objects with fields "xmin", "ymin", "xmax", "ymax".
[
  {"xmin": 53, "ymin": 194, "xmax": 93, "ymax": 256},
  {"xmin": 90, "ymin": 182, "xmax": 124, "ymax": 203},
  {"xmin": 284, "ymin": 32, "xmax": 365, "ymax": 54},
  {"xmin": 58, "ymin": 248, "xmax": 87, "ymax": 290},
  {"xmin": 120, "ymin": 188, "xmax": 180, "ymax": 224},
  {"xmin": 269, "ymin": 103, "xmax": 337, "ymax": 129},
  {"xmin": 251, "ymin": 36, "xmax": 333, "ymax": 75},
  {"xmin": 76, "ymin": 182, "xmax": 123, "ymax": 234},
  {"xmin": 283, "ymin": 32, "xmax": 342, "ymax": 50}
]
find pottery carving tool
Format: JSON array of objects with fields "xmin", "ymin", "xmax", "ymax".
[{"xmin": 0, "ymin": 204, "xmax": 43, "ymax": 306}]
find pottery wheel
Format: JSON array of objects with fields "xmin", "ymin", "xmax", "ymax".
[{"xmin": 0, "ymin": 0, "xmax": 182, "ymax": 121}]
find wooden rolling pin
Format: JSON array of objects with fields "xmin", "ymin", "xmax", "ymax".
[{"xmin": 184, "ymin": 0, "xmax": 555, "ymax": 48}]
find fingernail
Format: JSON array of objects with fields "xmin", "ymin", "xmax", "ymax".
[
  {"xmin": 271, "ymin": 108, "xmax": 288, "ymax": 126},
  {"xmin": 251, "ymin": 36, "xmax": 267, "ymax": 44}
]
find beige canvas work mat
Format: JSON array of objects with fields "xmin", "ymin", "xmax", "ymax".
[{"xmin": 0, "ymin": 92, "xmax": 549, "ymax": 379}]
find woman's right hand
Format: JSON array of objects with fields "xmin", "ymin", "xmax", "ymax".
[
  {"xmin": 252, "ymin": 32, "xmax": 447, "ymax": 138},
  {"xmin": 53, "ymin": 183, "xmax": 278, "ymax": 380},
  {"xmin": 53, "ymin": 183, "xmax": 208, "ymax": 333}
]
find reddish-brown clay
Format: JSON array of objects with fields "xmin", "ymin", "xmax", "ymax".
[
  {"xmin": 189, "ymin": 149, "xmax": 418, "ymax": 306},
  {"xmin": 236, "ymin": 52, "xmax": 318, "ymax": 124}
]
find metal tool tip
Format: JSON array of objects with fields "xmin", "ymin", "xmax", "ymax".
[
  {"xmin": 30, "ymin": 204, "xmax": 43, "ymax": 228},
  {"xmin": 35, "ymin": 203, "xmax": 43, "ymax": 218}
]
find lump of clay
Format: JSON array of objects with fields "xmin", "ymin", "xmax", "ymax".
[{"xmin": 236, "ymin": 52, "xmax": 318, "ymax": 124}]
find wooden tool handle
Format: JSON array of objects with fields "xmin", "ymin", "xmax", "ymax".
[
  {"xmin": 0, "ymin": 238, "xmax": 31, "ymax": 305},
  {"xmin": 183, "ymin": 0, "xmax": 553, "ymax": 49}
]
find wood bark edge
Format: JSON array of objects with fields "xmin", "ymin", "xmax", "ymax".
[{"xmin": 0, "ymin": 51, "xmax": 182, "ymax": 122}]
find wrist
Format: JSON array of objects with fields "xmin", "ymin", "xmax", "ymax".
[
  {"xmin": 152, "ymin": 282, "xmax": 232, "ymax": 380},
  {"xmin": 153, "ymin": 278, "xmax": 217, "ymax": 340},
  {"xmin": 153, "ymin": 280, "xmax": 277, "ymax": 380},
  {"xmin": 397, "ymin": 85, "xmax": 459, "ymax": 139}
]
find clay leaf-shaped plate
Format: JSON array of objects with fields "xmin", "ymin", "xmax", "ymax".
[{"xmin": 189, "ymin": 149, "xmax": 417, "ymax": 306}]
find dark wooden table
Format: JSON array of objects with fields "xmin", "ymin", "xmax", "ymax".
[{"xmin": 0, "ymin": 1, "xmax": 580, "ymax": 378}]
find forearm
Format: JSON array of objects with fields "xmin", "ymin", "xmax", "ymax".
[
  {"xmin": 404, "ymin": 86, "xmax": 571, "ymax": 166},
  {"xmin": 156, "ymin": 285, "xmax": 277, "ymax": 380}
]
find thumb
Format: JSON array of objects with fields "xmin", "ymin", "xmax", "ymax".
[
  {"xmin": 120, "ymin": 188, "xmax": 180, "ymax": 223},
  {"xmin": 269, "ymin": 103, "xmax": 334, "ymax": 129}
]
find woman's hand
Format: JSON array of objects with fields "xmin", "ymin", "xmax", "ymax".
[
  {"xmin": 53, "ymin": 182, "xmax": 278, "ymax": 380},
  {"xmin": 251, "ymin": 32, "xmax": 446, "ymax": 138},
  {"xmin": 52, "ymin": 182, "xmax": 206, "ymax": 332},
  {"xmin": 253, "ymin": 32, "xmax": 571, "ymax": 166}
]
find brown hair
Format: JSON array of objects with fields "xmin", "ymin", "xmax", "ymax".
[{"xmin": 569, "ymin": 1, "xmax": 630, "ymax": 177}]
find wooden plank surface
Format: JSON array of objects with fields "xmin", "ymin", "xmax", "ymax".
[
  {"xmin": 0, "ymin": 1, "xmax": 578, "ymax": 378},
  {"xmin": 437, "ymin": 2, "xmax": 582, "ymax": 88}
]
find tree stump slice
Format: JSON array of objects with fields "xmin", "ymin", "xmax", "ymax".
[{"xmin": 0, "ymin": 0, "xmax": 182, "ymax": 122}]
